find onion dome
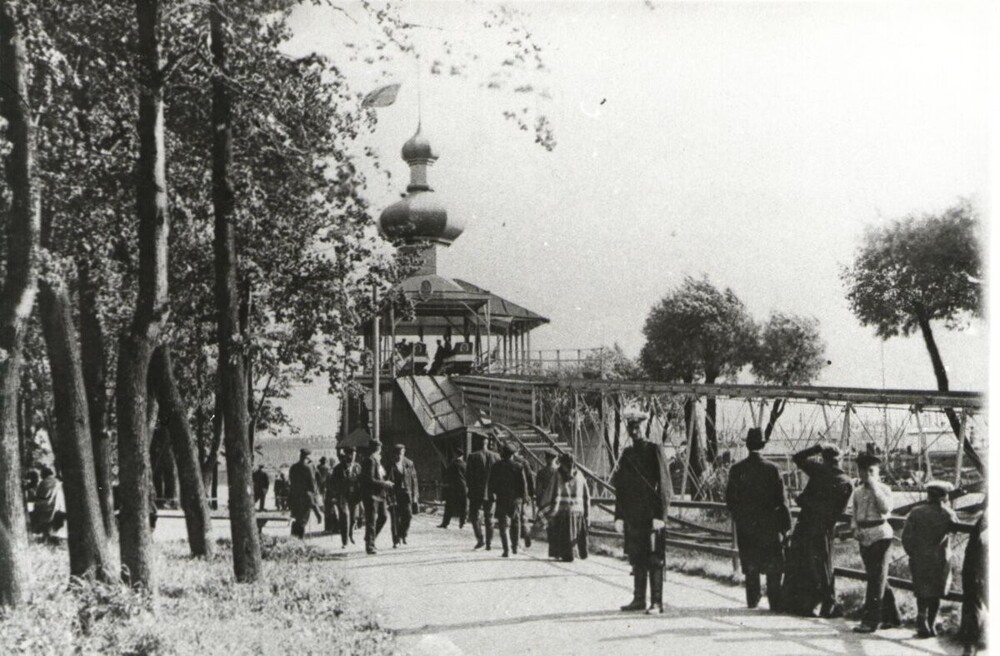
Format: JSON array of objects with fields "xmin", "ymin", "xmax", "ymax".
[{"xmin": 378, "ymin": 123, "xmax": 465, "ymax": 246}]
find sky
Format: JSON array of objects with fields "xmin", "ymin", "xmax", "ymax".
[{"xmin": 278, "ymin": 1, "xmax": 993, "ymax": 436}]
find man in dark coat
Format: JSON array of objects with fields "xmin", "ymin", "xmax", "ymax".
[
  {"xmin": 489, "ymin": 442, "xmax": 528, "ymax": 558},
  {"xmin": 328, "ymin": 447, "xmax": 361, "ymax": 547},
  {"xmin": 511, "ymin": 443, "xmax": 535, "ymax": 548},
  {"xmin": 361, "ymin": 439, "xmax": 394, "ymax": 554},
  {"xmin": 534, "ymin": 449, "xmax": 559, "ymax": 545},
  {"xmin": 274, "ymin": 472, "xmax": 289, "ymax": 510},
  {"xmin": 726, "ymin": 428, "xmax": 789, "ymax": 611},
  {"xmin": 387, "ymin": 444, "xmax": 419, "ymax": 546},
  {"xmin": 252, "ymin": 464, "xmax": 271, "ymax": 511},
  {"xmin": 439, "ymin": 450, "xmax": 467, "ymax": 529},
  {"xmin": 288, "ymin": 449, "xmax": 321, "ymax": 539},
  {"xmin": 781, "ymin": 442, "xmax": 854, "ymax": 617},
  {"xmin": 467, "ymin": 433, "xmax": 500, "ymax": 550},
  {"xmin": 613, "ymin": 413, "xmax": 673, "ymax": 614}
]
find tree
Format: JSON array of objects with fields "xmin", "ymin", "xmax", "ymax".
[
  {"xmin": 751, "ymin": 311, "xmax": 826, "ymax": 440},
  {"xmin": 842, "ymin": 200, "xmax": 983, "ymax": 472},
  {"xmin": 0, "ymin": 0, "xmax": 41, "ymax": 609},
  {"xmin": 640, "ymin": 276, "xmax": 757, "ymax": 476}
]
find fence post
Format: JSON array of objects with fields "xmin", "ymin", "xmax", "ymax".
[
  {"xmin": 954, "ymin": 410, "xmax": 967, "ymax": 489},
  {"xmin": 730, "ymin": 518, "xmax": 740, "ymax": 574}
]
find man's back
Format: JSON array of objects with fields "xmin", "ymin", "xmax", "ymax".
[
  {"xmin": 467, "ymin": 449, "xmax": 498, "ymax": 497},
  {"xmin": 490, "ymin": 458, "xmax": 527, "ymax": 504},
  {"xmin": 726, "ymin": 454, "xmax": 785, "ymax": 531},
  {"xmin": 289, "ymin": 461, "xmax": 316, "ymax": 498}
]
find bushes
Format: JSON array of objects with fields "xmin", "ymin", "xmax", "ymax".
[{"xmin": 0, "ymin": 537, "xmax": 396, "ymax": 655}]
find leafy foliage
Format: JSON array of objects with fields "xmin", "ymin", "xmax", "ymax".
[
  {"xmin": 751, "ymin": 312, "xmax": 826, "ymax": 386},
  {"xmin": 841, "ymin": 200, "xmax": 983, "ymax": 338}
]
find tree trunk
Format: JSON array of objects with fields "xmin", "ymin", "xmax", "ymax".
[
  {"xmin": 764, "ymin": 399, "xmax": 785, "ymax": 442},
  {"xmin": 0, "ymin": 0, "xmax": 40, "ymax": 609},
  {"xmin": 150, "ymin": 345, "xmax": 214, "ymax": 557},
  {"xmin": 211, "ymin": 0, "xmax": 261, "ymax": 582},
  {"xmin": 915, "ymin": 309, "xmax": 983, "ymax": 474},
  {"xmin": 38, "ymin": 276, "xmax": 114, "ymax": 581},
  {"xmin": 118, "ymin": 0, "xmax": 170, "ymax": 590},
  {"xmin": 78, "ymin": 259, "xmax": 116, "ymax": 541},
  {"xmin": 703, "ymin": 372, "xmax": 718, "ymax": 464}
]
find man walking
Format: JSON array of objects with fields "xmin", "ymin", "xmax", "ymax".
[
  {"xmin": 388, "ymin": 444, "xmax": 419, "ymax": 546},
  {"xmin": 252, "ymin": 464, "xmax": 271, "ymax": 512},
  {"xmin": 489, "ymin": 442, "xmax": 528, "ymax": 558},
  {"xmin": 439, "ymin": 449, "xmax": 467, "ymax": 529},
  {"xmin": 361, "ymin": 439, "xmax": 393, "ymax": 554},
  {"xmin": 534, "ymin": 449, "xmax": 559, "ymax": 545},
  {"xmin": 613, "ymin": 412, "xmax": 672, "ymax": 614},
  {"xmin": 467, "ymin": 433, "xmax": 499, "ymax": 550},
  {"xmin": 328, "ymin": 447, "xmax": 362, "ymax": 547},
  {"xmin": 288, "ymin": 449, "xmax": 321, "ymax": 539},
  {"xmin": 511, "ymin": 442, "xmax": 535, "ymax": 548},
  {"xmin": 725, "ymin": 428, "xmax": 789, "ymax": 611},
  {"xmin": 781, "ymin": 442, "xmax": 854, "ymax": 617},
  {"xmin": 851, "ymin": 452, "xmax": 900, "ymax": 633}
]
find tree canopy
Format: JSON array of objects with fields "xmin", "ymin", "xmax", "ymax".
[{"xmin": 751, "ymin": 312, "xmax": 826, "ymax": 387}]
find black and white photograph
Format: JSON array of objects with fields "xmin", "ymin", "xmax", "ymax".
[{"xmin": 0, "ymin": 1, "xmax": 991, "ymax": 655}]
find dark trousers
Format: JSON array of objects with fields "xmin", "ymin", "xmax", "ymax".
[
  {"xmin": 745, "ymin": 567, "xmax": 783, "ymax": 610},
  {"xmin": 441, "ymin": 492, "xmax": 467, "ymax": 528},
  {"xmin": 496, "ymin": 504, "xmax": 521, "ymax": 555},
  {"xmin": 391, "ymin": 492, "xmax": 413, "ymax": 544},
  {"xmin": 469, "ymin": 496, "xmax": 494, "ymax": 546},
  {"xmin": 336, "ymin": 499, "xmax": 356, "ymax": 546},
  {"xmin": 860, "ymin": 539, "xmax": 892, "ymax": 626},
  {"xmin": 363, "ymin": 498, "xmax": 388, "ymax": 552},
  {"xmin": 254, "ymin": 489, "xmax": 267, "ymax": 511}
]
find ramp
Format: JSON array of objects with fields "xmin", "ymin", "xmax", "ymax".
[{"xmin": 395, "ymin": 376, "xmax": 474, "ymax": 437}]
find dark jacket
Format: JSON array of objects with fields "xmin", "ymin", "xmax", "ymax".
[
  {"xmin": 288, "ymin": 460, "xmax": 319, "ymax": 520},
  {"xmin": 445, "ymin": 457, "xmax": 468, "ymax": 498},
  {"xmin": 489, "ymin": 457, "xmax": 528, "ymax": 516},
  {"xmin": 535, "ymin": 464, "xmax": 557, "ymax": 508},
  {"xmin": 252, "ymin": 469, "xmax": 271, "ymax": 493},
  {"xmin": 388, "ymin": 456, "xmax": 419, "ymax": 505},
  {"xmin": 328, "ymin": 461, "xmax": 361, "ymax": 503},
  {"xmin": 361, "ymin": 454, "xmax": 393, "ymax": 502},
  {"xmin": 792, "ymin": 445, "xmax": 853, "ymax": 532},
  {"xmin": 467, "ymin": 448, "xmax": 500, "ymax": 500},
  {"xmin": 726, "ymin": 452, "xmax": 789, "ymax": 570},
  {"xmin": 612, "ymin": 440, "xmax": 672, "ymax": 525},
  {"xmin": 513, "ymin": 454, "xmax": 536, "ymax": 500}
]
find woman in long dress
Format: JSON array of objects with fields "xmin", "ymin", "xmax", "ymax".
[
  {"xmin": 541, "ymin": 453, "xmax": 590, "ymax": 562},
  {"xmin": 901, "ymin": 480, "xmax": 957, "ymax": 638}
]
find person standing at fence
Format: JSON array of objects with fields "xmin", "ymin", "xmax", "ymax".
[
  {"xmin": 252, "ymin": 464, "xmax": 271, "ymax": 511},
  {"xmin": 489, "ymin": 442, "xmax": 528, "ymax": 558},
  {"xmin": 850, "ymin": 452, "xmax": 900, "ymax": 633},
  {"xmin": 902, "ymin": 480, "xmax": 957, "ymax": 638},
  {"xmin": 361, "ymin": 439, "xmax": 394, "ymax": 555},
  {"xmin": 288, "ymin": 449, "xmax": 321, "ymax": 539},
  {"xmin": 438, "ymin": 449, "xmax": 467, "ymax": 529},
  {"xmin": 467, "ymin": 433, "xmax": 499, "ymax": 550},
  {"xmin": 725, "ymin": 428, "xmax": 789, "ymax": 611},
  {"xmin": 613, "ymin": 412, "xmax": 672, "ymax": 615},
  {"xmin": 781, "ymin": 442, "xmax": 853, "ymax": 618},
  {"xmin": 328, "ymin": 447, "xmax": 360, "ymax": 547},
  {"xmin": 542, "ymin": 453, "xmax": 590, "ymax": 562},
  {"xmin": 388, "ymin": 444, "xmax": 419, "ymax": 546}
]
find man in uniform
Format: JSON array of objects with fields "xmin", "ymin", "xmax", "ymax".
[
  {"xmin": 439, "ymin": 449, "xmax": 467, "ymax": 529},
  {"xmin": 467, "ymin": 432, "xmax": 500, "ymax": 550},
  {"xmin": 387, "ymin": 444, "xmax": 419, "ymax": 546},
  {"xmin": 726, "ymin": 427, "xmax": 789, "ymax": 611},
  {"xmin": 360, "ymin": 439, "xmax": 394, "ymax": 554},
  {"xmin": 613, "ymin": 412, "xmax": 673, "ymax": 614},
  {"xmin": 252, "ymin": 464, "xmax": 271, "ymax": 511},
  {"xmin": 782, "ymin": 442, "xmax": 854, "ymax": 617},
  {"xmin": 328, "ymin": 447, "xmax": 361, "ymax": 548},
  {"xmin": 489, "ymin": 442, "xmax": 528, "ymax": 558},
  {"xmin": 288, "ymin": 449, "xmax": 321, "ymax": 539}
]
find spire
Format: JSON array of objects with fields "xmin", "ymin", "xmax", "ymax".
[{"xmin": 401, "ymin": 122, "xmax": 438, "ymax": 191}]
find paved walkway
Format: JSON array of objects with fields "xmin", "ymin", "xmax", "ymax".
[{"xmin": 302, "ymin": 515, "xmax": 962, "ymax": 656}]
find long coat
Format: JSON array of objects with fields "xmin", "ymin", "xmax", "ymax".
[
  {"xmin": 725, "ymin": 452, "xmax": 789, "ymax": 573},
  {"xmin": 902, "ymin": 502, "xmax": 957, "ymax": 598},
  {"xmin": 612, "ymin": 440, "xmax": 672, "ymax": 565},
  {"xmin": 288, "ymin": 461, "xmax": 320, "ymax": 523},
  {"xmin": 467, "ymin": 448, "xmax": 499, "ymax": 502},
  {"xmin": 444, "ymin": 457, "xmax": 468, "ymax": 501},
  {"xmin": 489, "ymin": 457, "xmax": 527, "ymax": 516}
]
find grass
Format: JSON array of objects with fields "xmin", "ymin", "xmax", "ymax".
[{"xmin": 0, "ymin": 537, "xmax": 396, "ymax": 656}]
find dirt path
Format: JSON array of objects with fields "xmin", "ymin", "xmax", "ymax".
[{"xmin": 302, "ymin": 515, "xmax": 962, "ymax": 656}]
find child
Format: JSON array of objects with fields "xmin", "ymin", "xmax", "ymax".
[{"xmin": 901, "ymin": 480, "xmax": 957, "ymax": 638}]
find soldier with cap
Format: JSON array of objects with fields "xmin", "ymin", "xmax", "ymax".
[
  {"xmin": 613, "ymin": 410, "xmax": 673, "ymax": 615},
  {"xmin": 781, "ymin": 441, "xmax": 854, "ymax": 617},
  {"xmin": 328, "ymin": 447, "xmax": 362, "ymax": 548},
  {"xmin": 726, "ymin": 427, "xmax": 790, "ymax": 611},
  {"xmin": 902, "ymin": 480, "xmax": 958, "ymax": 638},
  {"xmin": 288, "ymin": 449, "xmax": 321, "ymax": 539},
  {"xmin": 439, "ymin": 449, "xmax": 467, "ymax": 529},
  {"xmin": 360, "ymin": 439, "xmax": 394, "ymax": 554},
  {"xmin": 488, "ymin": 441, "xmax": 528, "ymax": 557},
  {"xmin": 387, "ymin": 444, "xmax": 419, "ymax": 546},
  {"xmin": 467, "ymin": 432, "xmax": 500, "ymax": 550}
]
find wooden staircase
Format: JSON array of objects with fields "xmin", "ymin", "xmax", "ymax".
[{"xmin": 492, "ymin": 422, "xmax": 569, "ymax": 471}]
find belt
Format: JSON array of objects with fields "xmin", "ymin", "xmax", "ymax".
[{"xmin": 856, "ymin": 519, "xmax": 888, "ymax": 529}]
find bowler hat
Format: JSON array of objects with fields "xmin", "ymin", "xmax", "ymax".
[
  {"xmin": 499, "ymin": 442, "xmax": 515, "ymax": 457},
  {"xmin": 746, "ymin": 428, "xmax": 765, "ymax": 450}
]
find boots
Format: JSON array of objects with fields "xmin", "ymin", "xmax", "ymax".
[
  {"xmin": 927, "ymin": 598, "xmax": 940, "ymax": 636},
  {"xmin": 745, "ymin": 572, "xmax": 762, "ymax": 609},
  {"xmin": 915, "ymin": 598, "xmax": 931, "ymax": 638},
  {"xmin": 500, "ymin": 526, "xmax": 510, "ymax": 557},
  {"xmin": 646, "ymin": 567, "xmax": 664, "ymax": 614},
  {"xmin": 621, "ymin": 567, "xmax": 648, "ymax": 611}
]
